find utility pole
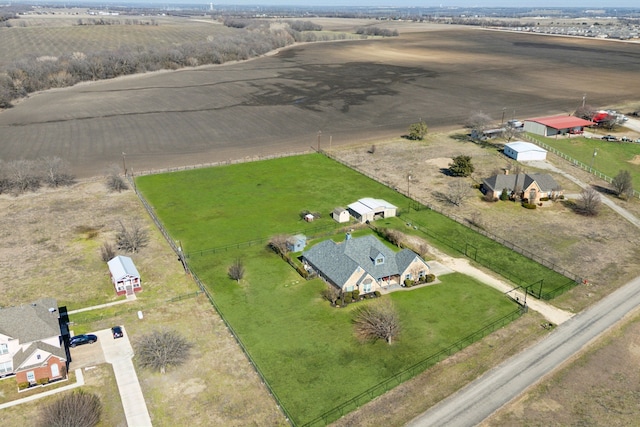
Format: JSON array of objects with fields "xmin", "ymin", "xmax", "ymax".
[
  {"xmin": 501, "ymin": 108, "xmax": 506, "ymax": 126},
  {"xmin": 590, "ymin": 148, "xmax": 597, "ymax": 170},
  {"xmin": 122, "ymin": 152, "xmax": 127, "ymax": 176},
  {"xmin": 317, "ymin": 130, "xmax": 322, "ymax": 152},
  {"xmin": 582, "ymin": 93, "xmax": 586, "ymax": 108}
]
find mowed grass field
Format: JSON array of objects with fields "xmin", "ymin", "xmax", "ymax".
[
  {"xmin": 532, "ymin": 134, "xmax": 640, "ymax": 189},
  {"xmin": 2, "ymin": 23, "xmax": 640, "ymax": 178},
  {"xmin": 134, "ymin": 154, "xmax": 578, "ymax": 424}
]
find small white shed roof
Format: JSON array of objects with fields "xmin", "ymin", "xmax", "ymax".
[
  {"xmin": 505, "ymin": 141, "xmax": 547, "ymax": 154},
  {"xmin": 107, "ymin": 255, "xmax": 140, "ymax": 281},
  {"xmin": 347, "ymin": 198, "xmax": 397, "ymax": 215}
]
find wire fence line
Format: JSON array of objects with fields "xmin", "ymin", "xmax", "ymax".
[
  {"xmin": 125, "ymin": 150, "xmax": 570, "ymax": 426},
  {"xmin": 321, "ymin": 150, "xmax": 583, "ymax": 295},
  {"xmin": 130, "ymin": 150, "xmax": 313, "ymax": 177},
  {"xmin": 127, "ymin": 175, "xmax": 297, "ymax": 426},
  {"xmin": 522, "ymin": 134, "xmax": 640, "ymax": 199},
  {"xmin": 301, "ymin": 307, "xmax": 525, "ymax": 427}
]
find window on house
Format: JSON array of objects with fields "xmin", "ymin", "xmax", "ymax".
[
  {"xmin": 36, "ymin": 354, "xmax": 41, "ymax": 360},
  {"xmin": 375, "ymin": 256, "xmax": 384, "ymax": 265},
  {"xmin": 363, "ymin": 283, "xmax": 372, "ymax": 293},
  {"xmin": 406, "ymin": 274, "xmax": 412, "ymax": 280},
  {"xmin": 26, "ymin": 371, "xmax": 35, "ymax": 383},
  {"xmin": 346, "ymin": 285, "xmax": 354, "ymax": 292},
  {"xmin": 0, "ymin": 361, "xmax": 11, "ymax": 374},
  {"xmin": 0, "ymin": 343, "xmax": 8, "ymax": 355}
]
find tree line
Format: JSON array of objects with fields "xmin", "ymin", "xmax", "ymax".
[
  {"xmin": 0, "ymin": 20, "xmax": 359, "ymax": 109},
  {"xmin": 0, "ymin": 157, "xmax": 74, "ymax": 195}
]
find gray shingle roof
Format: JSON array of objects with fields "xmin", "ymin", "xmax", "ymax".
[
  {"xmin": 0, "ymin": 298, "xmax": 61, "ymax": 343},
  {"xmin": 483, "ymin": 173, "xmax": 559, "ymax": 193},
  {"xmin": 14, "ymin": 340, "xmax": 66, "ymax": 371},
  {"xmin": 302, "ymin": 235, "xmax": 425, "ymax": 287}
]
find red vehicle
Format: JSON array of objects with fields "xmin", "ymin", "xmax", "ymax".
[{"xmin": 569, "ymin": 128, "xmax": 583, "ymax": 135}]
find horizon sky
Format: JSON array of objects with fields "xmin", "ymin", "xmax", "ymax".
[{"xmin": 207, "ymin": 1, "xmax": 638, "ymax": 8}]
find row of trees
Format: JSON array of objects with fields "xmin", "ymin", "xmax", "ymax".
[
  {"xmin": 355, "ymin": 26, "xmax": 399, "ymax": 37},
  {"xmin": 0, "ymin": 157, "xmax": 74, "ymax": 195},
  {"xmin": 0, "ymin": 21, "xmax": 308, "ymax": 108}
]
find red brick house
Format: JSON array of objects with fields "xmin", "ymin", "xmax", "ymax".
[
  {"xmin": 0, "ymin": 298, "xmax": 68, "ymax": 389},
  {"xmin": 107, "ymin": 255, "xmax": 142, "ymax": 296}
]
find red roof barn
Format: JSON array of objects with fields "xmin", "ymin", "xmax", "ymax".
[{"xmin": 524, "ymin": 115, "xmax": 594, "ymax": 137}]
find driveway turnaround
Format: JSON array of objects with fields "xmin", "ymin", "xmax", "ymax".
[{"xmin": 97, "ymin": 327, "xmax": 152, "ymax": 427}]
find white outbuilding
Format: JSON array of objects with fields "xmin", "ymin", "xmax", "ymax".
[
  {"xmin": 504, "ymin": 141, "xmax": 547, "ymax": 161},
  {"xmin": 347, "ymin": 198, "xmax": 397, "ymax": 223}
]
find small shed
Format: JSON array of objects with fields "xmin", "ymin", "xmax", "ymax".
[
  {"xmin": 504, "ymin": 141, "xmax": 547, "ymax": 161},
  {"xmin": 107, "ymin": 255, "xmax": 141, "ymax": 296},
  {"xmin": 286, "ymin": 234, "xmax": 307, "ymax": 252},
  {"xmin": 331, "ymin": 207, "xmax": 350, "ymax": 223}
]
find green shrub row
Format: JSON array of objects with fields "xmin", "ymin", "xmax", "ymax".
[{"xmin": 522, "ymin": 202, "xmax": 537, "ymax": 209}]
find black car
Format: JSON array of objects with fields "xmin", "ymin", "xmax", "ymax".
[
  {"xmin": 69, "ymin": 334, "xmax": 98, "ymax": 347},
  {"xmin": 601, "ymin": 135, "xmax": 618, "ymax": 141},
  {"xmin": 111, "ymin": 326, "xmax": 124, "ymax": 339}
]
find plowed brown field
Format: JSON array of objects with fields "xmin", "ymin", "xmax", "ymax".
[{"xmin": 1, "ymin": 25, "xmax": 639, "ymax": 178}]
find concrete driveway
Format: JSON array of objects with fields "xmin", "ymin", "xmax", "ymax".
[
  {"xmin": 69, "ymin": 327, "xmax": 152, "ymax": 427},
  {"xmin": 68, "ymin": 338, "xmax": 105, "ymax": 370}
]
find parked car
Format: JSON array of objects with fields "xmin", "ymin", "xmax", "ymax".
[
  {"xmin": 506, "ymin": 119, "xmax": 524, "ymax": 129},
  {"xmin": 111, "ymin": 326, "xmax": 124, "ymax": 339},
  {"xmin": 601, "ymin": 135, "xmax": 618, "ymax": 141},
  {"xmin": 69, "ymin": 334, "xmax": 98, "ymax": 347},
  {"xmin": 569, "ymin": 128, "xmax": 583, "ymax": 135},
  {"xmin": 621, "ymin": 136, "xmax": 633, "ymax": 142}
]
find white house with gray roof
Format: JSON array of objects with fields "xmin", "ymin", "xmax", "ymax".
[
  {"xmin": 0, "ymin": 298, "xmax": 67, "ymax": 386},
  {"xmin": 302, "ymin": 234, "xmax": 429, "ymax": 293},
  {"xmin": 108, "ymin": 255, "xmax": 141, "ymax": 296},
  {"xmin": 347, "ymin": 198, "xmax": 397, "ymax": 223}
]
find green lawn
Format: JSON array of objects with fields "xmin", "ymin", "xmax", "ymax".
[
  {"xmin": 135, "ymin": 153, "xmax": 570, "ymax": 424},
  {"xmin": 188, "ymin": 244, "xmax": 516, "ymax": 425},
  {"xmin": 531, "ymin": 134, "xmax": 640, "ymax": 188}
]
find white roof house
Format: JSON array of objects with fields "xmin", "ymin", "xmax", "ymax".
[
  {"xmin": 347, "ymin": 198, "xmax": 397, "ymax": 223},
  {"xmin": 107, "ymin": 255, "xmax": 142, "ymax": 296},
  {"xmin": 504, "ymin": 141, "xmax": 547, "ymax": 161}
]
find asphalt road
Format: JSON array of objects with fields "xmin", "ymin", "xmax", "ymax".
[{"xmin": 406, "ymin": 273, "xmax": 640, "ymax": 427}]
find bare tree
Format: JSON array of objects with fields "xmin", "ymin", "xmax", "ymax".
[
  {"xmin": 502, "ymin": 126, "xmax": 520, "ymax": 143},
  {"xmin": 321, "ymin": 284, "xmax": 340, "ymax": 304},
  {"xmin": 100, "ymin": 241, "xmax": 116, "ymax": 262},
  {"xmin": 116, "ymin": 220, "xmax": 149, "ymax": 253},
  {"xmin": 41, "ymin": 156, "xmax": 74, "ymax": 187},
  {"xmin": 105, "ymin": 165, "xmax": 128, "ymax": 192},
  {"xmin": 353, "ymin": 299, "xmax": 401, "ymax": 345},
  {"xmin": 577, "ymin": 187, "xmax": 601, "ymax": 216},
  {"xmin": 611, "ymin": 170, "xmax": 634, "ymax": 199},
  {"xmin": 39, "ymin": 390, "xmax": 101, "ymax": 427},
  {"xmin": 445, "ymin": 180, "xmax": 471, "ymax": 206},
  {"xmin": 465, "ymin": 112, "xmax": 493, "ymax": 132},
  {"xmin": 269, "ymin": 234, "xmax": 290, "ymax": 255},
  {"xmin": 380, "ymin": 228, "xmax": 404, "ymax": 247},
  {"xmin": 228, "ymin": 258, "xmax": 245, "ymax": 283},
  {"xmin": 136, "ymin": 329, "xmax": 192, "ymax": 374},
  {"xmin": 574, "ymin": 104, "xmax": 596, "ymax": 120},
  {"xmin": 7, "ymin": 159, "xmax": 41, "ymax": 194}
]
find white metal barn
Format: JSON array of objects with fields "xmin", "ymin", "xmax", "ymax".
[
  {"xmin": 347, "ymin": 198, "xmax": 397, "ymax": 223},
  {"xmin": 504, "ymin": 141, "xmax": 547, "ymax": 161}
]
